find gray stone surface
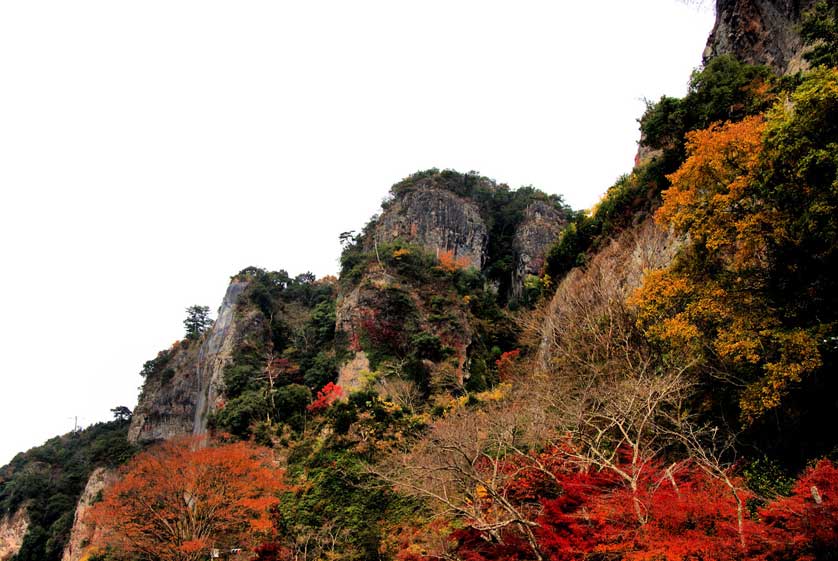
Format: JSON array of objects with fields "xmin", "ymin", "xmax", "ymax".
[
  {"xmin": 372, "ymin": 186, "xmax": 488, "ymax": 269},
  {"xmin": 511, "ymin": 200, "xmax": 567, "ymax": 299},
  {"xmin": 705, "ymin": 0, "xmax": 817, "ymax": 75},
  {"xmin": 128, "ymin": 279, "xmax": 250, "ymax": 442}
]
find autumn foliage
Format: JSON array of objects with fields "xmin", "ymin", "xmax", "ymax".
[
  {"xmin": 90, "ymin": 436, "xmax": 283, "ymax": 561},
  {"xmin": 759, "ymin": 459, "xmax": 838, "ymax": 560},
  {"xmin": 495, "ymin": 349, "xmax": 521, "ymax": 381},
  {"xmin": 436, "ymin": 249, "xmax": 471, "ymax": 272},
  {"xmin": 307, "ymin": 381, "xmax": 344, "ymax": 414},
  {"xmin": 656, "ymin": 115, "xmax": 768, "ymax": 257},
  {"xmin": 632, "ymin": 100, "xmax": 829, "ymax": 423},
  {"xmin": 397, "ymin": 443, "xmax": 838, "ymax": 561}
]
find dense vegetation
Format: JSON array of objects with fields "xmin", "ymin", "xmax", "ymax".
[
  {"xmin": 342, "ymin": 234, "xmax": 519, "ymax": 389},
  {"xmin": 208, "ymin": 267, "xmax": 341, "ymax": 441},
  {"xmin": 633, "ymin": 65, "xmax": 838, "ymax": 465},
  {"xmin": 202, "ymin": 246, "xmax": 523, "ymax": 558},
  {"xmin": 0, "ymin": 418, "xmax": 136, "ymax": 561}
]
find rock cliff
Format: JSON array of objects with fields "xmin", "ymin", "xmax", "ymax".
[
  {"xmin": 335, "ymin": 262, "xmax": 474, "ymax": 391},
  {"xmin": 372, "ymin": 185, "xmax": 488, "ymax": 269},
  {"xmin": 511, "ymin": 200, "xmax": 567, "ymax": 300},
  {"xmin": 370, "ymin": 170, "xmax": 569, "ymax": 300},
  {"xmin": 335, "ymin": 170, "xmax": 568, "ymax": 394},
  {"xmin": 704, "ymin": 0, "xmax": 817, "ymax": 74},
  {"xmin": 0, "ymin": 507, "xmax": 28, "ymax": 561},
  {"xmin": 128, "ymin": 278, "xmax": 251, "ymax": 442},
  {"xmin": 61, "ymin": 467, "xmax": 118, "ymax": 561}
]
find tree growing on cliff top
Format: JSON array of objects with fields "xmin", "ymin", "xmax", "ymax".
[
  {"xmin": 90, "ymin": 436, "xmax": 284, "ymax": 561},
  {"xmin": 183, "ymin": 304, "xmax": 212, "ymax": 340}
]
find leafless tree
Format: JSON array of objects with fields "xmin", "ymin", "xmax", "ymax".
[
  {"xmin": 378, "ymin": 402, "xmax": 547, "ymax": 560},
  {"xmin": 375, "ymin": 358, "xmax": 424, "ymax": 414}
]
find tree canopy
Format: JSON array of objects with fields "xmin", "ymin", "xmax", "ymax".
[
  {"xmin": 183, "ymin": 305, "xmax": 212, "ymax": 340},
  {"xmin": 90, "ymin": 436, "xmax": 284, "ymax": 561}
]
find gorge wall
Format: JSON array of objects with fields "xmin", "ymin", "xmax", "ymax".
[
  {"xmin": 705, "ymin": 0, "xmax": 817, "ymax": 74},
  {"xmin": 511, "ymin": 200, "xmax": 567, "ymax": 300},
  {"xmin": 128, "ymin": 278, "xmax": 251, "ymax": 442},
  {"xmin": 61, "ymin": 468, "xmax": 118, "ymax": 561},
  {"xmin": 5, "ymin": 2, "xmax": 828, "ymax": 558},
  {"xmin": 372, "ymin": 185, "xmax": 489, "ymax": 269}
]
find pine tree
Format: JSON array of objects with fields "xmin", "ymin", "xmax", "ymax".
[{"xmin": 183, "ymin": 305, "xmax": 212, "ymax": 340}]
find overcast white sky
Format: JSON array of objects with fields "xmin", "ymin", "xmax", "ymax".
[{"xmin": 0, "ymin": 1, "xmax": 714, "ymax": 465}]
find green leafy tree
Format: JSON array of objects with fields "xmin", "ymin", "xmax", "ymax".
[
  {"xmin": 110, "ymin": 406, "xmax": 132, "ymax": 421},
  {"xmin": 801, "ymin": 0, "xmax": 838, "ymax": 68}
]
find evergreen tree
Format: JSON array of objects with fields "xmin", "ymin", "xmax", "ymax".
[{"xmin": 183, "ymin": 305, "xmax": 212, "ymax": 340}]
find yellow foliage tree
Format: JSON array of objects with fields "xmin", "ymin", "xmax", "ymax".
[{"xmin": 632, "ymin": 115, "xmax": 823, "ymax": 423}]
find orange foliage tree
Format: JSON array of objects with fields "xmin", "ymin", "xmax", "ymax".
[
  {"xmin": 436, "ymin": 249, "xmax": 471, "ymax": 272},
  {"xmin": 631, "ymin": 115, "xmax": 822, "ymax": 423},
  {"xmin": 90, "ymin": 436, "xmax": 284, "ymax": 561}
]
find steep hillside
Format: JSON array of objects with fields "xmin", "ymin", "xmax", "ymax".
[
  {"xmin": 335, "ymin": 170, "xmax": 569, "ymax": 401},
  {"xmin": 2, "ymin": 1, "xmax": 838, "ymax": 560},
  {"xmin": 0, "ymin": 420, "xmax": 134, "ymax": 561}
]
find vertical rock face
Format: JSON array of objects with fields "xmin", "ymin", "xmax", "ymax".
[
  {"xmin": 373, "ymin": 186, "xmax": 488, "ymax": 269},
  {"xmin": 511, "ymin": 200, "xmax": 567, "ymax": 299},
  {"xmin": 128, "ymin": 279, "xmax": 250, "ymax": 442},
  {"xmin": 192, "ymin": 279, "xmax": 251, "ymax": 436},
  {"xmin": 705, "ymin": 0, "xmax": 817, "ymax": 74},
  {"xmin": 61, "ymin": 467, "xmax": 118, "ymax": 561},
  {"xmin": 0, "ymin": 506, "xmax": 28, "ymax": 561}
]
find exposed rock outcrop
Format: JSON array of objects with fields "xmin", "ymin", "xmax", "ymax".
[
  {"xmin": 705, "ymin": 0, "xmax": 817, "ymax": 75},
  {"xmin": 192, "ymin": 279, "xmax": 253, "ymax": 436},
  {"xmin": 537, "ymin": 219, "xmax": 683, "ymax": 372},
  {"xmin": 511, "ymin": 200, "xmax": 567, "ymax": 300},
  {"xmin": 61, "ymin": 467, "xmax": 118, "ymax": 561},
  {"xmin": 373, "ymin": 186, "xmax": 488, "ymax": 269},
  {"xmin": 335, "ymin": 262, "xmax": 473, "ymax": 390},
  {"xmin": 335, "ymin": 266, "xmax": 395, "ymax": 339},
  {"xmin": 336, "ymin": 351, "xmax": 372, "ymax": 394},
  {"xmin": 0, "ymin": 506, "xmax": 28, "ymax": 561},
  {"xmin": 129, "ymin": 279, "xmax": 251, "ymax": 442}
]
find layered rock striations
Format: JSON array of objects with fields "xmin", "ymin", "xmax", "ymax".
[
  {"xmin": 511, "ymin": 200, "xmax": 567, "ymax": 300},
  {"xmin": 372, "ymin": 185, "xmax": 489, "ymax": 269},
  {"xmin": 705, "ymin": 0, "xmax": 817, "ymax": 74}
]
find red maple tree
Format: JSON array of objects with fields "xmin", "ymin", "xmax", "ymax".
[
  {"xmin": 400, "ymin": 439, "xmax": 838, "ymax": 561},
  {"xmin": 495, "ymin": 349, "xmax": 521, "ymax": 382},
  {"xmin": 758, "ymin": 459, "xmax": 838, "ymax": 560},
  {"xmin": 307, "ymin": 382, "xmax": 344, "ymax": 414}
]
